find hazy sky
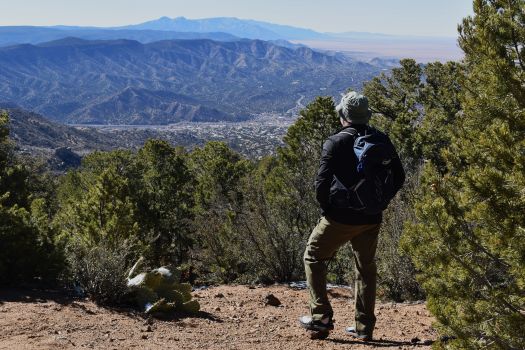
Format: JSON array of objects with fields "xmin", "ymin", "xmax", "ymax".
[{"xmin": 0, "ymin": 0, "xmax": 473, "ymax": 37}]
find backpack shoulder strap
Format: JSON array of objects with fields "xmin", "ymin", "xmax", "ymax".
[{"xmin": 338, "ymin": 128, "xmax": 358, "ymax": 138}]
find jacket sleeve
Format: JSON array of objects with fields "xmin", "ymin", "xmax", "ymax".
[
  {"xmin": 315, "ymin": 138, "xmax": 336, "ymax": 212},
  {"xmin": 391, "ymin": 152, "xmax": 406, "ymax": 195}
]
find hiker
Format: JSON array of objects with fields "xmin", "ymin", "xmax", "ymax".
[{"xmin": 299, "ymin": 91, "xmax": 405, "ymax": 340}]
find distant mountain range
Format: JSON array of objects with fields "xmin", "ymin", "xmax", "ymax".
[
  {"xmin": 0, "ymin": 16, "xmax": 455, "ymax": 46},
  {"xmin": 119, "ymin": 16, "xmax": 327, "ymax": 40},
  {"xmin": 0, "ymin": 16, "xmax": 458, "ymax": 125},
  {"xmin": 0, "ymin": 16, "xmax": 461, "ymax": 63},
  {"xmin": 0, "ymin": 37, "xmax": 380, "ymax": 125},
  {"xmin": 0, "ymin": 17, "xmax": 334, "ymax": 47}
]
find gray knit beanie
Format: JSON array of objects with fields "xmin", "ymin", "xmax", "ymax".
[{"xmin": 335, "ymin": 91, "xmax": 372, "ymax": 124}]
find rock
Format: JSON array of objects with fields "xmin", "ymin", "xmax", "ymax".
[
  {"xmin": 141, "ymin": 334, "xmax": 148, "ymax": 339},
  {"xmin": 214, "ymin": 293, "xmax": 225, "ymax": 298},
  {"xmin": 422, "ymin": 339, "xmax": 434, "ymax": 345},
  {"xmin": 264, "ymin": 294, "xmax": 281, "ymax": 307},
  {"xmin": 410, "ymin": 337, "xmax": 421, "ymax": 344},
  {"xmin": 53, "ymin": 147, "xmax": 81, "ymax": 169},
  {"xmin": 440, "ymin": 335, "xmax": 456, "ymax": 343}
]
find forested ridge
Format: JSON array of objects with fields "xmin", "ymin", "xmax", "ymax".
[{"xmin": 0, "ymin": 1, "xmax": 524, "ymax": 349}]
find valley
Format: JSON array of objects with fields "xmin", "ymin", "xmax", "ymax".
[
  {"xmin": 75, "ymin": 113, "xmax": 294, "ymax": 158},
  {"xmin": 6, "ymin": 105, "xmax": 294, "ymax": 171}
]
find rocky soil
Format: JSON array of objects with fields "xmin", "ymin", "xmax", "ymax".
[{"xmin": 0, "ymin": 285, "xmax": 436, "ymax": 350}]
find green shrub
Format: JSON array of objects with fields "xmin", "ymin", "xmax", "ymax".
[
  {"xmin": 0, "ymin": 111, "xmax": 63, "ymax": 284},
  {"xmin": 65, "ymin": 241, "xmax": 131, "ymax": 304},
  {"xmin": 0, "ymin": 203, "xmax": 60, "ymax": 284},
  {"xmin": 189, "ymin": 142, "xmax": 250, "ymax": 283},
  {"xmin": 376, "ymin": 166, "xmax": 423, "ymax": 301}
]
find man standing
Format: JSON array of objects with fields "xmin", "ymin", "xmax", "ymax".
[{"xmin": 299, "ymin": 91, "xmax": 405, "ymax": 340}]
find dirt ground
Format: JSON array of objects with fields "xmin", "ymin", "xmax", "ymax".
[{"xmin": 0, "ymin": 285, "xmax": 437, "ymax": 350}]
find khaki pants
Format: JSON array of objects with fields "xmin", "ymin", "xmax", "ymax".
[{"xmin": 304, "ymin": 216, "xmax": 380, "ymax": 336}]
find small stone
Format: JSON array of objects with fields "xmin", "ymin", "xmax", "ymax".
[
  {"xmin": 440, "ymin": 335, "xmax": 456, "ymax": 343},
  {"xmin": 141, "ymin": 334, "xmax": 148, "ymax": 340},
  {"xmin": 146, "ymin": 325, "xmax": 153, "ymax": 332},
  {"xmin": 264, "ymin": 294, "xmax": 281, "ymax": 307},
  {"xmin": 215, "ymin": 307, "xmax": 221, "ymax": 311},
  {"xmin": 214, "ymin": 293, "xmax": 225, "ymax": 298},
  {"xmin": 423, "ymin": 339, "xmax": 434, "ymax": 345},
  {"xmin": 410, "ymin": 337, "xmax": 421, "ymax": 344}
]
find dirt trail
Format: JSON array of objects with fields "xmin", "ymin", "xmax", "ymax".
[{"xmin": 0, "ymin": 285, "xmax": 436, "ymax": 350}]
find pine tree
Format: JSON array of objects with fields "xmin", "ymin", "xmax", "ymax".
[
  {"xmin": 402, "ymin": 1, "xmax": 525, "ymax": 348},
  {"xmin": 364, "ymin": 59, "xmax": 423, "ymax": 162},
  {"xmin": 363, "ymin": 60, "xmax": 462, "ymax": 300},
  {"xmin": 56, "ymin": 151, "xmax": 139, "ymax": 249},
  {"xmin": 135, "ymin": 140, "xmax": 195, "ymax": 265},
  {"xmin": 188, "ymin": 141, "xmax": 251, "ymax": 282},
  {"xmin": 364, "ymin": 59, "xmax": 462, "ymax": 167},
  {"xmin": 0, "ymin": 111, "xmax": 62, "ymax": 283}
]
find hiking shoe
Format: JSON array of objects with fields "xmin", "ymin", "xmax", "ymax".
[
  {"xmin": 299, "ymin": 315, "xmax": 334, "ymax": 332},
  {"xmin": 346, "ymin": 326, "xmax": 372, "ymax": 341}
]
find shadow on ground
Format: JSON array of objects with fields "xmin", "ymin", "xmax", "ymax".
[
  {"xmin": 0, "ymin": 288, "xmax": 76, "ymax": 306},
  {"xmin": 0, "ymin": 288, "xmax": 219, "ymax": 322},
  {"xmin": 327, "ymin": 338, "xmax": 433, "ymax": 347}
]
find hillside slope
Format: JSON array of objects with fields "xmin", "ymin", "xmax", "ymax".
[{"xmin": 4, "ymin": 105, "xmax": 118, "ymax": 153}]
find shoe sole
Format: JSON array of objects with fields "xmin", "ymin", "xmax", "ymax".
[
  {"xmin": 299, "ymin": 322, "xmax": 332, "ymax": 340},
  {"xmin": 346, "ymin": 330, "xmax": 372, "ymax": 341},
  {"xmin": 298, "ymin": 320, "xmax": 334, "ymax": 332},
  {"xmin": 310, "ymin": 329, "xmax": 330, "ymax": 340}
]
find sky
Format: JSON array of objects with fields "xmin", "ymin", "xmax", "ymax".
[{"xmin": 0, "ymin": 0, "xmax": 473, "ymax": 37}]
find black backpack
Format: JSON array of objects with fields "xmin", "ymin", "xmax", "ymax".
[{"xmin": 329, "ymin": 127, "xmax": 397, "ymax": 214}]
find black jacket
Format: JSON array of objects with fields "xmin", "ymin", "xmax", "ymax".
[{"xmin": 315, "ymin": 125, "xmax": 405, "ymax": 225}]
